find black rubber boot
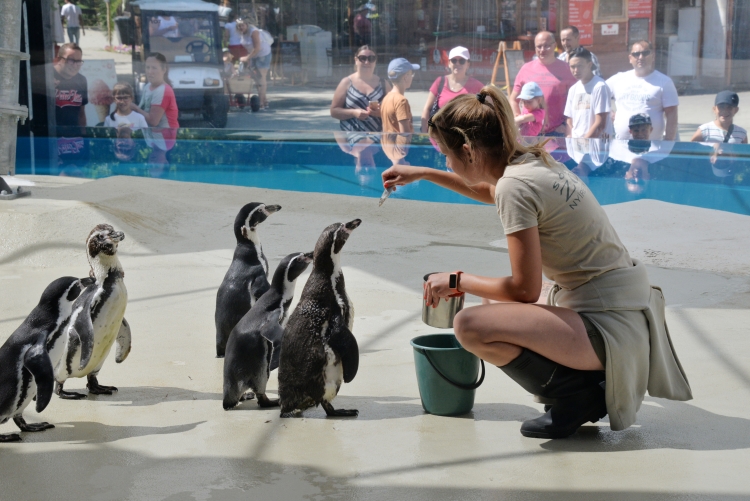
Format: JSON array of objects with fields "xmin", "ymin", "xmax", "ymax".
[{"xmin": 500, "ymin": 348, "xmax": 607, "ymax": 439}]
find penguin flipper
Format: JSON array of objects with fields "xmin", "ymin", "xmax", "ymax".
[
  {"xmin": 259, "ymin": 310, "xmax": 284, "ymax": 371},
  {"xmin": 115, "ymin": 318, "xmax": 132, "ymax": 363},
  {"xmin": 327, "ymin": 320, "xmax": 359, "ymax": 383},
  {"xmin": 23, "ymin": 344, "xmax": 55, "ymax": 413},
  {"xmin": 70, "ymin": 296, "xmax": 96, "ymax": 370}
]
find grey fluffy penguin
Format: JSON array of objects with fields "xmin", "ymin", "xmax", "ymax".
[
  {"xmin": 0, "ymin": 277, "xmax": 88, "ymax": 441},
  {"xmin": 49, "ymin": 224, "xmax": 130, "ymax": 399},
  {"xmin": 223, "ymin": 251, "xmax": 314, "ymax": 410},
  {"xmin": 215, "ymin": 202, "xmax": 282, "ymax": 358},
  {"xmin": 278, "ymin": 219, "xmax": 361, "ymax": 418}
]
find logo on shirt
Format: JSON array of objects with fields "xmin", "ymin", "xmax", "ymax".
[
  {"xmin": 57, "ymin": 137, "xmax": 85, "ymax": 155},
  {"xmin": 552, "ymin": 170, "xmax": 587, "ymax": 210},
  {"xmin": 56, "ymin": 89, "xmax": 84, "ymax": 107}
]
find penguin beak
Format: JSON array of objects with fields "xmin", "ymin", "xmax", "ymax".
[
  {"xmin": 302, "ymin": 251, "xmax": 314, "ymax": 263},
  {"xmin": 345, "ymin": 219, "xmax": 362, "ymax": 231},
  {"xmin": 111, "ymin": 231, "xmax": 125, "ymax": 242},
  {"xmin": 264, "ymin": 204, "xmax": 282, "ymax": 214}
]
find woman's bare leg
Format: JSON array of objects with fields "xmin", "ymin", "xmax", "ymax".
[
  {"xmin": 258, "ymin": 67, "xmax": 269, "ymax": 106},
  {"xmin": 453, "ymin": 303, "xmax": 604, "ymax": 371}
]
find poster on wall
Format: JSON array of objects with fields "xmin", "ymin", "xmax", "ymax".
[
  {"xmin": 629, "ymin": 0, "xmax": 652, "ymax": 19},
  {"xmin": 78, "ymin": 59, "xmax": 118, "ymax": 127},
  {"xmin": 568, "ymin": 0, "xmax": 595, "ymax": 45}
]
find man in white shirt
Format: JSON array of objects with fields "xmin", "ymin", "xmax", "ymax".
[
  {"xmin": 60, "ymin": 0, "xmax": 85, "ymax": 45},
  {"xmin": 557, "ymin": 26, "xmax": 600, "ymax": 77},
  {"xmin": 606, "ymin": 40, "xmax": 679, "ymax": 140},
  {"xmin": 564, "ymin": 48, "xmax": 612, "ymax": 139}
]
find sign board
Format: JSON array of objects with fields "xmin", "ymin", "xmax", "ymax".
[
  {"xmin": 568, "ymin": 0, "xmax": 595, "ymax": 45},
  {"xmin": 629, "ymin": 0, "xmax": 652, "ymax": 18},
  {"xmin": 601, "ymin": 23, "xmax": 619, "ymax": 35},
  {"xmin": 503, "ymin": 50, "xmax": 526, "ymax": 89},
  {"xmin": 278, "ymin": 40, "xmax": 302, "ymax": 74},
  {"xmin": 78, "ymin": 59, "xmax": 118, "ymax": 127}
]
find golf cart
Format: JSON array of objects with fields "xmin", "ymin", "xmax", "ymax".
[{"xmin": 125, "ymin": 0, "xmax": 229, "ymax": 127}]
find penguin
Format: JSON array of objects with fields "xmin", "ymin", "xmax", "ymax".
[
  {"xmin": 223, "ymin": 251, "xmax": 314, "ymax": 410},
  {"xmin": 48, "ymin": 224, "xmax": 130, "ymax": 399},
  {"xmin": 215, "ymin": 202, "xmax": 282, "ymax": 358},
  {"xmin": 278, "ymin": 219, "xmax": 361, "ymax": 418},
  {"xmin": 0, "ymin": 276, "xmax": 88, "ymax": 441}
]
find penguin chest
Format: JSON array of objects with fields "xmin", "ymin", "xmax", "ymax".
[
  {"xmin": 322, "ymin": 344, "xmax": 343, "ymax": 403},
  {"xmin": 84, "ymin": 283, "xmax": 128, "ymax": 372}
]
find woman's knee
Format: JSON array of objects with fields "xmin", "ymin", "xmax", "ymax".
[{"xmin": 453, "ymin": 309, "xmax": 481, "ymax": 347}]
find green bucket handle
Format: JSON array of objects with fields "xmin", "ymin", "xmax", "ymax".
[{"xmin": 415, "ymin": 348, "xmax": 486, "ymax": 391}]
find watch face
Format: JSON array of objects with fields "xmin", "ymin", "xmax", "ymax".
[{"xmin": 449, "ymin": 274, "xmax": 457, "ymax": 289}]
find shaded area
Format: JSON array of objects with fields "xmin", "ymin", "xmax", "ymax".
[{"xmin": 19, "ymin": 420, "xmax": 205, "ymax": 445}]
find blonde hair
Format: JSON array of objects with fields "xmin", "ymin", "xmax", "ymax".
[{"xmin": 429, "ymin": 85, "xmax": 553, "ymax": 168}]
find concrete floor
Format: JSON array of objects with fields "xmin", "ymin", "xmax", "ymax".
[{"xmin": 1, "ymin": 176, "xmax": 750, "ymax": 500}]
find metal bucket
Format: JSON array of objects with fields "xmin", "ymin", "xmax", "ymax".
[{"xmin": 422, "ymin": 273, "xmax": 464, "ymax": 329}]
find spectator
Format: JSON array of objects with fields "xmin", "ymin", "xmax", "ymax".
[
  {"xmin": 353, "ymin": 5, "xmax": 373, "ymax": 46},
  {"xmin": 331, "ymin": 45, "xmax": 389, "ymax": 144},
  {"xmin": 149, "ymin": 15, "xmax": 179, "ymax": 38},
  {"xmin": 224, "ymin": 17, "xmax": 249, "ymax": 62},
  {"xmin": 564, "ymin": 47, "xmax": 612, "ymax": 139},
  {"xmin": 130, "ymin": 53, "xmax": 180, "ymax": 150},
  {"xmin": 557, "ymin": 26, "xmax": 600, "ymax": 77},
  {"xmin": 60, "ymin": 0, "xmax": 85, "ymax": 45},
  {"xmin": 382, "ymin": 58, "xmax": 419, "ymax": 134},
  {"xmin": 690, "ymin": 91, "xmax": 748, "ymax": 144},
  {"xmin": 515, "ymin": 82, "xmax": 546, "ymax": 137},
  {"xmin": 53, "ymin": 43, "xmax": 87, "ymax": 128},
  {"xmin": 606, "ymin": 40, "xmax": 679, "ymax": 141},
  {"xmin": 420, "ymin": 46, "xmax": 484, "ymax": 132},
  {"xmin": 627, "ymin": 113, "xmax": 653, "ymax": 140},
  {"xmin": 237, "ymin": 19, "xmax": 273, "ymax": 109},
  {"xmin": 510, "ymin": 31, "xmax": 576, "ymax": 136},
  {"xmin": 104, "ymin": 83, "xmax": 148, "ymax": 131}
]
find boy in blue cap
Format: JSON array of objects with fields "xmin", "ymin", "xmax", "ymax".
[
  {"xmin": 690, "ymin": 91, "xmax": 747, "ymax": 144},
  {"xmin": 381, "ymin": 58, "xmax": 420, "ymax": 134}
]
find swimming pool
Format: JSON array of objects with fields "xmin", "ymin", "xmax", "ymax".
[{"xmin": 14, "ymin": 128, "xmax": 750, "ymax": 216}]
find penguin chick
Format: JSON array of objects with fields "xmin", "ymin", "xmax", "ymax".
[
  {"xmin": 0, "ymin": 277, "xmax": 86, "ymax": 441},
  {"xmin": 215, "ymin": 203, "xmax": 282, "ymax": 358},
  {"xmin": 223, "ymin": 251, "xmax": 314, "ymax": 410},
  {"xmin": 278, "ymin": 219, "xmax": 361, "ymax": 418}
]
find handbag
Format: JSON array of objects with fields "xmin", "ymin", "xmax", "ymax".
[{"xmin": 429, "ymin": 77, "xmax": 445, "ymax": 119}]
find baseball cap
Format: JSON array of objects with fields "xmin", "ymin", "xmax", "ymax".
[
  {"xmin": 715, "ymin": 90, "xmax": 739, "ymax": 107},
  {"xmin": 517, "ymin": 82, "xmax": 543, "ymax": 101},
  {"xmin": 628, "ymin": 113, "xmax": 652, "ymax": 127},
  {"xmin": 387, "ymin": 58, "xmax": 419, "ymax": 80},
  {"xmin": 448, "ymin": 46, "xmax": 470, "ymax": 61}
]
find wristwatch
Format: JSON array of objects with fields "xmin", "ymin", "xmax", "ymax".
[{"xmin": 449, "ymin": 271, "xmax": 463, "ymax": 294}]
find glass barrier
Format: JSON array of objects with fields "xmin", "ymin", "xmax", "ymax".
[{"xmin": 15, "ymin": 129, "xmax": 750, "ymax": 216}]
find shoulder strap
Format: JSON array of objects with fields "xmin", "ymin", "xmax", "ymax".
[
  {"xmin": 436, "ymin": 76, "xmax": 445, "ymax": 97},
  {"xmin": 724, "ymin": 124, "xmax": 735, "ymax": 143}
]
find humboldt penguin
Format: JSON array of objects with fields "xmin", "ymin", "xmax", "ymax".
[
  {"xmin": 215, "ymin": 202, "xmax": 281, "ymax": 358},
  {"xmin": 223, "ymin": 251, "xmax": 313, "ymax": 410},
  {"xmin": 0, "ymin": 276, "xmax": 87, "ymax": 441},
  {"xmin": 278, "ymin": 219, "xmax": 361, "ymax": 418},
  {"xmin": 49, "ymin": 224, "xmax": 130, "ymax": 399}
]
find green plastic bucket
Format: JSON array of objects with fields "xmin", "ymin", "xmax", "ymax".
[{"xmin": 410, "ymin": 333, "xmax": 485, "ymax": 416}]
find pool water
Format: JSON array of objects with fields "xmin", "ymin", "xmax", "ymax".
[{"xmin": 14, "ymin": 131, "xmax": 750, "ymax": 216}]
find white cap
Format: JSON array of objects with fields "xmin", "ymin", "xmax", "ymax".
[{"xmin": 448, "ymin": 46, "xmax": 470, "ymax": 61}]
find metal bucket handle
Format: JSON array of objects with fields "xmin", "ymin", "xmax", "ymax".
[{"xmin": 415, "ymin": 348, "xmax": 486, "ymax": 391}]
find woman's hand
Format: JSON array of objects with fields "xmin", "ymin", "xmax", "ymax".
[
  {"xmin": 424, "ymin": 272, "xmax": 454, "ymax": 308},
  {"xmin": 355, "ymin": 108, "xmax": 371, "ymax": 121},
  {"xmin": 382, "ymin": 164, "xmax": 424, "ymax": 189}
]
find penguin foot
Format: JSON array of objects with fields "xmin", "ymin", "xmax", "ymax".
[
  {"xmin": 56, "ymin": 382, "xmax": 87, "ymax": 400},
  {"xmin": 322, "ymin": 401, "xmax": 359, "ymax": 417},
  {"xmin": 240, "ymin": 391, "xmax": 255, "ymax": 402},
  {"xmin": 257, "ymin": 394, "xmax": 280, "ymax": 408},
  {"xmin": 0, "ymin": 433, "xmax": 22, "ymax": 442},
  {"xmin": 13, "ymin": 417, "xmax": 54, "ymax": 432},
  {"xmin": 280, "ymin": 409, "xmax": 302, "ymax": 418},
  {"xmin": 87, "ymin": 376, "xmax": 118, "ymax": 395}
]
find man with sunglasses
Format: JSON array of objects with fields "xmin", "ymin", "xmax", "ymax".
[
  {"xmin": 606, "ymin": 40, "xmax": 679, "ymax": 141},
  {"xmin": 53, "ymin": 43, "xmax": 88, "ymax": 128}
]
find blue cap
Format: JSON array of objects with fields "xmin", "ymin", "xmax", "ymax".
[
  {"xmin": 517, "ymin": 82, "xmax": 544, "ymax": 101},
  {"xmin": 715, "ymin": 90, "xmax": 739, "ymax": 107},
  {"xmin": 387, "ymin": 58, "xmax": 420, "ymax": 80}
]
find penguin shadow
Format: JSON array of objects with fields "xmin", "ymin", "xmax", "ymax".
[
  {"xmin": 19, "ymin": 420, "xmax": 205, "ymax": 445},
  {"xmin": 92, "ymin": 386, "xmax": 221, "ymax": 407},
  {"xmin": 539, "ymin": 398, "xmax": 750, "ymax": 452}
]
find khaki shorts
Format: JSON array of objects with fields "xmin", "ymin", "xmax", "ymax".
[{"xmin": 580, "ymin": 314, "xmax": 606, "ymax": 367}]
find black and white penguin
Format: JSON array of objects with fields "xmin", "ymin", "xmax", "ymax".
[
  {"xmin": 215, "ymin": 202, "xmax": 281, "ymax": 358},
  {"xmin": 48, "ymin": 224, "xmax": 130, "ymax": 399},
  {"xmin": 278, "ymin": 219, "xmax": 361, "ymax": 418},
  {"xmin": 0, "ymin": 276, "xmax": 88, "ymax": 441},
  {"xmin": 223, "ymin": 251, "xmax": 313, "ymax": 410}
]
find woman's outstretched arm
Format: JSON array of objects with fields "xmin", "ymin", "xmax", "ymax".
[{"xmin": 382, "ymin": 164, "xmax": 495, "ymax": 204}]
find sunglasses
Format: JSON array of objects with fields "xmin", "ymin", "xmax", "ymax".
[
  {"xmin": 61, "ymin": 57, "xmax": 84, "ymax": 65},
  {"xmin": 357, "ymin": 55, "xmax": 377, "ymax": 63},
  {"xmin": 630, "ymin": 50, "xmax": 652, "ymax": 58},
  {"xmin": 450, "ymin": 58, "xmax": 467, "ymax": 65}
]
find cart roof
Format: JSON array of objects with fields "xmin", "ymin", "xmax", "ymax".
[{"xmin": 132, "ymin": 0, "xmax": 218, "ymax": 13}]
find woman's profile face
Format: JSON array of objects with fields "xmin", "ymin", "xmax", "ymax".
[{"xmin": 436, "ymin": 140, "xmax": 482, "ymax": 185}]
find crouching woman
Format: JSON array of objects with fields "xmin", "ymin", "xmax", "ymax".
[{"xmin": 382, "ymin": 86, "xmax": 692, "ymax": 439}]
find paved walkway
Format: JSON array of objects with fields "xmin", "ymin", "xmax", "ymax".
[{"xmin": 1, "ymin": 175, "xmax": 750, "ymax": 499}]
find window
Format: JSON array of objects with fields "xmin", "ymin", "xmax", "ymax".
[{"xmin": 594, "ymin": 0, "xmax": 627, "ymax": 22}]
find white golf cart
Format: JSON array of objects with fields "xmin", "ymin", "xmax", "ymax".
[{"xmin": 126, "ymin": 0, "xmax": 229, "ymax": 127}]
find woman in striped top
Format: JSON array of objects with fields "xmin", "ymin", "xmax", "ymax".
[{"xmin": 330, "ymin": 45, "xmax": 390, "ymax": 146}]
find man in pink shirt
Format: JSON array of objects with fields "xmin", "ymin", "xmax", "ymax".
[{"xmin": 510, "ymin": 31, "xmax": 576, "ymax": 136}]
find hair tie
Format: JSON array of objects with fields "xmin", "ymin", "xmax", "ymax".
[{"xmin": 476, "ymin": 93, "xmax": 486, "ymax": 104}]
